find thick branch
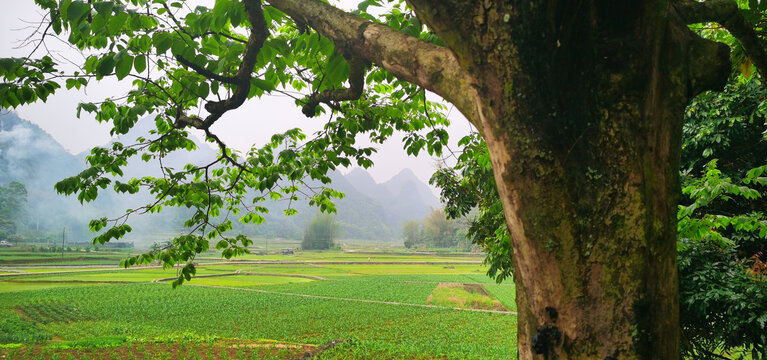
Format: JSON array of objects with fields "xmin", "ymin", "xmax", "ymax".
[
  {"xmin": 175, "ymin": 115, "xmax": 206, "ymax": 129},
  {"xmin": 302, "ymin": 55, "xmax": 368, "ymax": 117},
  {"xmin": 174, "ymin": 0, "xmax": 269, "ymax": 130},
  {"xmin": 202, "ymin": 0, "xmax": 269, "ymax": 126},
  {"xmin": 267, "ymin": 0, "xmax": 481, "ymax": 127},
  {"xmin": 677, "ymin": 0, "xmax": 767, "ymax": 79}
]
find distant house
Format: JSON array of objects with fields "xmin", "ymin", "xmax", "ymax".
[{"xmin": 0, "ymin": 240, "xmax": 12, "ymax": 247}]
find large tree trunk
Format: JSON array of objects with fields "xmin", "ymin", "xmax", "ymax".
[
  {"xmin": 409, "ymin": 1, "xmax": 730, "ymax": 358},
  {"xmin": 272, "ymin": 0, "xmax": 731, "ymax": 358}
]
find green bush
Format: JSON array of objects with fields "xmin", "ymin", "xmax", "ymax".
[{"xmin": 678, "ymin": 161, "xmax": 767, "ymax": 359}]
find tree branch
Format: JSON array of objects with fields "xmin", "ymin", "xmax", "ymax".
[
  {"xmin": 174, "ymin": 0, "xmax": 269, "ymax": 131},
  {"xmin": 174, "ymin": 114, "xmax": 206, "ymax": 129},
  {"xmin": 267, "ymin": 0, "xmax": 481, "ymax": 127},
  {"xmin": 301, "ymin": 55, "xmax": 368, "ymax": 117},
  {"xmin": 676, "ymin": 0, "xmax": 767, "ymax": 80},
  {"xmin": 176, "ymin": 55, "xmax": 238, "ymax": 85},
  {"xmin": 192, "ymin": 31, "xmax": 248, "ymax": 44}
]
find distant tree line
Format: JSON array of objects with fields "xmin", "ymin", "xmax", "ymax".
[
  {"xmin": 301, "ymin": 213, "xmax": 340, "ymax": 250},
  {"xmin": 0, "ymin": 181, "xmax": 26, "ymax": 242},
  {"xmin": 402, "ymin": 209, "xmax": 472, "ymax": 250}
]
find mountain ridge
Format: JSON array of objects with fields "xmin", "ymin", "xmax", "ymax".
[{"xmin": 0, "ymin": 112, "xmax": 442, "ymax": 245}]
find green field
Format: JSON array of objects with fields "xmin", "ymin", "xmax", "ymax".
[{"xmin": 0, "ymin": 247, "xmax": 517, "ymax": 359}]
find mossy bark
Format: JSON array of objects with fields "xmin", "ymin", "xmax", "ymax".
[
  {"xmin": 273, "ymin": 0, "xmax": 731, "ymax": 358},
  {"xmin": 410, "ymin": 1, "xmax": 730, "ymax": 358}
]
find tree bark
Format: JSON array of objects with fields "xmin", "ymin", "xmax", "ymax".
[{"xmin": 269, "ymin": 0, "xmax": 731, "ymax": 358}]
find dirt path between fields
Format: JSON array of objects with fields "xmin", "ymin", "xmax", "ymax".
[
  {"xmin": 193, "ymin": 259, "xmax": 483, "ymax": 265},
  {"xmin": 179, "ymin": 283, "xmax": 517, "ymax": 315},
  {"xmin": 150, "ymin": 271, "xmax": 328, "ymax": 283},
  {"xmin": 0, "ymin": 265, "xmax": 165, "ymax": 277}
]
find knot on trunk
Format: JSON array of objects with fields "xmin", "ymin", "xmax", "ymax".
[{"xmin": 531, "ymin": 324, "xmax": 562, "ymax": 357}]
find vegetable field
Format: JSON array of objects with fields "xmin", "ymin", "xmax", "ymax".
[{"xmin": 0, "ymin": 248, "xmax": 517, "ymax": 359}]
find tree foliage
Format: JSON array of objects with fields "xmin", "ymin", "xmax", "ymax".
[
  {"xmin": 401, "ymin": 219, "xmax": 418, "ymax": 249},
  {"xmin": 677, "ymin": 77, "xmax": 767, "ymax": 359},
  {"xmin": 1, "ymin": 0, "xmax": 451, "ymax": 272},
  {"xmin": 301, "ymin": 212, "xmax": 338, "ymax": 250},
  {"xmin": 430, "ymin": 132, "xmax": 510, "ymax": 282},
  {"xmin": 683, "ymin": 79, "xmax": 767, "ymax": 179},
  {"xmin": 0, "ymin": 182, "xmax": 27, "ymax": 241},
  {"xmin": 6, "ymin": 0, "xmax": 767, "ymax": 356},
  {"xmin": 400, "ymin": 208, "xmax": 468, "ymax": 250},
  {"xmin": 678, "ymin": 161, "xmax": 767, "ymax": 360}
]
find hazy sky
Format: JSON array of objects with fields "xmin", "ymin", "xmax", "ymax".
[{"xmin": 0, "ymin": 1, "xmax": 473, "ymax": 187}]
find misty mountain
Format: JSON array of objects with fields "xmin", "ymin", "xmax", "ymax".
[
  {"xmin": 247, "ymin": 170, "xmax": 396, "ymax": 240},
  {"xmin": 382, "ymin": 168, "xmax": 440, "ymax": 208},
  {"xmin": 241, "ymin": 166, "xmax": 441, "ymax": 241},
  {"xmin": 79, "ymin": 115, "xmax": 219, "ymax": 176},
  {"xmin": 0, "ymin": 112, "xmax": 441, "ymax": 246},
  {"xmin": 345, "ymin": 168, "xmax": 392, "ymax": 202},
  {"xmin": 0, "ymin": 111, "xmax": 97, "ymax": 241},
  {"xmin": 0, "ymin": 112, "xmax": 78, "ymax": 186},
  {"xmin": 0, "ymin": 113, "xmax": 217, "ymax": 244},
  {"xmin": 345, "ymin": 167, "xmax": 440, "ymax": 227}
]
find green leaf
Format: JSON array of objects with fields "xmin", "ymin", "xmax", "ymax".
[
  {"xmin": 197, "ymin": 82, "xmax": 209, "ymax": 98},
  {"xmin": 96, "ymin": 54, "xmax": 115, "ymax": 77},
  {"xmin": 134, "ymin": 54, "xmax": 146, "ymax": 73},
  {"xmin": 322, "ymin": 52, "xmax": 349, "ymax": 89},
  {"xmin": 93, "ymin": 1, "xmax": 114, "ymax": 15},
  {"xmin": 171, "ymin": 38, "xmax": 187, "ymax": 56},
  {"xmin": 107, "ymin": 11, "xmax": 128, "ymax": 34},
  {"xmin": 67, "ymin": 1, "xmax": 89, "ymax": 22},
  {"xmin": 66, "ymin": 78, "xmax": 78, "ymax": 90},
  {"xmin": 153, "ymin": 33, "xmax": 173, "ymax": 54},
  {"xmin": 252, "ymin": 78, "xmax": 275, "ymax": 92},
  {"xmin": 115, "ymin": 54, "xmax": 133, "ymax": 80}
]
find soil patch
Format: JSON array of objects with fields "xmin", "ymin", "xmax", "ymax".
[
  {"xmin": 426, "ymin": 283, "xmax": 508, "ymax": 311},
  {"xmin": 0, "ymin": 257, "xmax": 118, "ymax": 265},
  {"xmin": 10, "ymin": 307, "xmax": 30, "ymax": 320}
]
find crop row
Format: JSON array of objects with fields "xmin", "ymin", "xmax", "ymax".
[
  {"xmin": 0, "ymin": 314, "xmax": 50, "ymax": 344},
  {"xmin": 180, "ymin": 273, "xmax": 515, "ymax": 307},
  {"xmin": 17, "ymin": 301, "xmax": 88, "ymax": 324},
  {"xmin": 0, "ymin": 284, "xmax": 517, "ymax": 359},
  {"xmin": 258, "ymin": 277, "xmax": 439, "ymax": 304},
  {"xmin": 2, "ymin": 340, "xmax": 307, "ymax": 360}
]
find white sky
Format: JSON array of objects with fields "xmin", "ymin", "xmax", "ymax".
[{"xmin": 0, "ymin": 0, "xmax": 473, "ymax": 187}]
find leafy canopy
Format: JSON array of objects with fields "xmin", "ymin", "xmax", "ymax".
[{"xmin": 0, "ymin": 0, "xmax": 457, "ymax": 287}]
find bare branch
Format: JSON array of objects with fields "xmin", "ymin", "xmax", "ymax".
[
  {"xmin": 192, "ymin": 31, "xmax": 248, "ymax": 44},
  {"xmin": 176, "ymin": 55, "xmax": 238, "ymax": 85}
]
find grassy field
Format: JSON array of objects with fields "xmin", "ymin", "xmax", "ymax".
[{"xmin": 0, "ymin": 247, "xmax": 517, "ymax": 359}]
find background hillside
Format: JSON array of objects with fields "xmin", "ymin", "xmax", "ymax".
[{"xmin": 0, "ymin": 112, "xmax": 440, "ymax": 247}]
